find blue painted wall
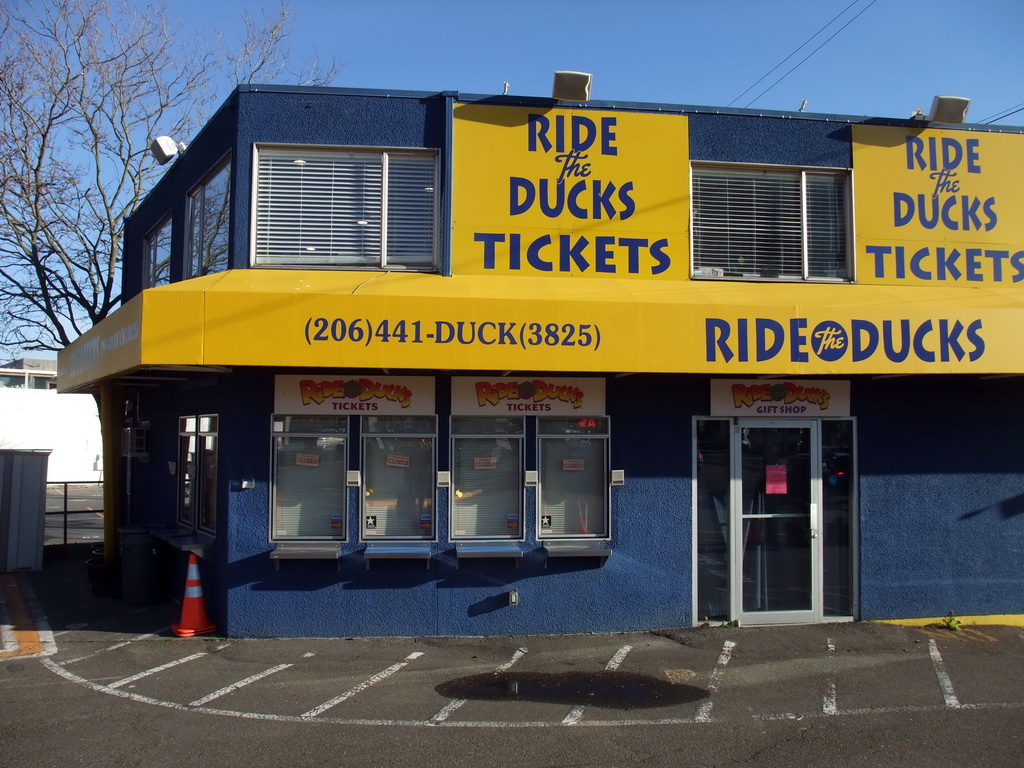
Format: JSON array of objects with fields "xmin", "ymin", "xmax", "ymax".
[
  {"xmin": 129, "ymin": 370, "xmax": 1024, "ymax": 636},
  {"xmin": 855, "ymin": 375, "xmax": 1024, "ymax": 619},
  {"xmin": 200, "ymin": 372, "xmax": 700, "ymax": 638}
]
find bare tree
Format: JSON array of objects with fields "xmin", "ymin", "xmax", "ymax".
[{"xmin": 0, "ymin": 0, "xmax": 337, "ymax": 352}]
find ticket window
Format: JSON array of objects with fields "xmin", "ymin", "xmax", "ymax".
[
  {"xmin": 361, "ymin": 415, "xmax": 437, "ymax": 540},
  {"xmin": 537, "ymin": 417, "xmax": 610, "ymax": 539},
  {"xmin": 271, "ymin": 415, "xmax": 348, "ymax": 541},
  {"xmin": 451, "ymin": 417, "xmax": 524, "ymax": 540}
]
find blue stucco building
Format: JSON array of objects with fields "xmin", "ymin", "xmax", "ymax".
[{"xmin": 59, "ymin": 85, "xmax": 1024, "ymax": 636}]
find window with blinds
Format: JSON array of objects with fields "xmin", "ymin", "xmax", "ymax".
[
  {"xmin": 692, "ymin": 165, "xmax": 849, "ymax": 281},
  {"xmin": 451, "ymin": 417, "xmax": 524, "ymax": 540},
  {"xmin": 538, "ymin": 417, "xmax": 610, "ymax": 539},
  {"xmin": 271, "ymin": 416, "xmax": 348, "ymax": 541},
  {"xmin": 361, "ymin": 416, "xmax": 436, "ymax": 540},
  {"xmin": 254, "ymin": 146, "xmax": 438, "ymax": 270}
]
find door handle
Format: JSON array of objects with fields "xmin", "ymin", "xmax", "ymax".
[{"xmin": 810, "ymin": 528, "xmax": 820, "ymax": 539}]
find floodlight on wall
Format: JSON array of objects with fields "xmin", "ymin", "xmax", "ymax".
[
  {"xmin": 552, "ymin": 71, "xmax": 592, "ymax": 102},
  {"xmin": 149, "ymin": 135, "xmax": 188, "ymax": 165},
  {"xmin": 927, "ymin": 95, "xmax": 971, "ymax": 124}
]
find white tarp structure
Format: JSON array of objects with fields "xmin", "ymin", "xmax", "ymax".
[{"xmin": 0, "ymin": 388, "xmax": 102, "ymax": 482}]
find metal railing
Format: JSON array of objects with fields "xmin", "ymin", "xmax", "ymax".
[{"xmin": 46, "ymin": 481, "xmax": 104, "ymax": 545}]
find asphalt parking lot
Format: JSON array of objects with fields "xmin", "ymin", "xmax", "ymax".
[
  {"xmin": 4, "ymin": 546, "xmax": 1024, "ymax": 766},
  {"xmin": 6, "ymin": 545, "xmax": 1024, "ymax": 728}
]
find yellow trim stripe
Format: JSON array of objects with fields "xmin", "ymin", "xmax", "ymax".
[
  {"xmin": 873, "ymin": 614, "xmax": 1024, "ymax": 628},
  {"xmin": 0, "ymin": 574, "xmax": 43, "ymax": 658}
]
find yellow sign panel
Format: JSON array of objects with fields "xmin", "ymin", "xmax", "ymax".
[
  {"xmin": 452, "ymin": 104, "xmax": 689, "ymax": 279},
  {"xmin": 59, "ymin": 270, "xmax": 1024, "ymax": 393},
  {"xmin": 853, "ymin": 124, "xmax": 1024, "ymax": 288}
]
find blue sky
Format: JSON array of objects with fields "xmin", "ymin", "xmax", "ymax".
[{"xmin": 187, "ymin": 0, "xmax": 1024, "ymax": 125}]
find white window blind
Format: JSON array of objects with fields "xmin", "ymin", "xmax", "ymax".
[
  {"xmin": 255, "ymin": 147, "xmax": 437, "ymax": 269},
  {"xmin": 538, "ymin": 417, "xmax": 609, "ymax": 539},
  {"xmin": 272, "ymin": 416, "xmax": 348, "ymax": 541},
  {"xmin": 451, "ymin": 418, "xmax": 524, "ymax": 540},
  {"xmin": 692, "ymin": 165, "xmax": 849, "ymax": 281},
  {"xmin": 362, "ymin": 416, "xmax": 436, "ymax": 539}
]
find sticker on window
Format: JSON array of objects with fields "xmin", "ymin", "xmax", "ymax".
[
  {"xmin": 295, "ymin": 453, "xmax": 320, "ymax": 467},
  {"xmin": 365, "ymin": 515, "xmax": 377, "ymax": 529},
  {"xmin": 419, "ymin": 513, "xmax": 432, "ymax": 530},
  {"xmin": 330, "ymin": 514, "xmax": 344, "ymax": 530},
  {"xmin": 387, "ymin": 454, "xmax": 410, "ymax": 468},
  {"xmin": 563, "ymin": 459, "xmax": 585, "ymax": 471},
  {"xmin": 766, "ymin": 465, "xmax": 788, "ymax": 494}
]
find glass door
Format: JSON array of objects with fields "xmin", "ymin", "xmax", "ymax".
[{"xmin": 731, "ymin": 420, "xmax": 820, "ymax": 625}]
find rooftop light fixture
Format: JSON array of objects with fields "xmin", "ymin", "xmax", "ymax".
[
  {"xmin": 552, "ymin": 71, "xmax": 592, "ymax": 102},
  {"xmin": 149, "ymin": 136, "xmax": 187, "ymax": 165},
  {"xmin": 927, "ymin": 95, "xmax": 971, "ymax": 124}
]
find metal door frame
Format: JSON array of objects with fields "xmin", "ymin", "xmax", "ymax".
[{"xmin": 729, "ymin": 419, "xmax": 822, "ymax": 625}]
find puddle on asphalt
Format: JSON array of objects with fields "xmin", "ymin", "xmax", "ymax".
[{"xmin": 435, "ymin": 670, "xmax": 707, "ymax": 710}]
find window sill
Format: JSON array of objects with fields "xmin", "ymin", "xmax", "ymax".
[
  {"xmin": 269, "ymin": 543, "xmax": 343, "ymax": 570},
  {"xmin": 152, "ymin": 528, "xmax": 216, "ymax": 560},
  {"xmin": 362, "ymin": 542, "xmax": 433, "ymax": 569},
  {"xmin": 542, "ymin": 541, "xmax": 612, "ymax": 566},
  {"xmin": 454, "ymin": 542, "xmax": 523, "ymax": 568}
]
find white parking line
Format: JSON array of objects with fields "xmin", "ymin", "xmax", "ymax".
[
  {"xmin": 695, "ymin": 640, "xmax": 736, "ymax": 723},
  {"xmin": 60, "ymin": 632, "xmax": 164, "ymax": 666},
  {"xmin": 823, "ymin": 636, "xmax": 838, "ymax": 716},
  {"xmin": 302, "ymin": 651, "xmax": 425, "ymax": 718},
  {"xmin": 928, "ymin": 639, "xmax": 961, "ymax": 708},
  {"xmin": 430, "ymin": 647, "xmax": 527, "ymax": 724},
  {"xmin": 189, "ymin": 663, "xmax": 294, "ymax": 707},
  {"xmin": 107, "ymin": 652, "xmax": 207, "ymax": 689},
  {"xmin": 563, "ymin": 644, "xmax": 635, "ymax": 725}
]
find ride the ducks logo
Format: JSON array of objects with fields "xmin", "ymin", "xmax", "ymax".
[
  {"xmin": 731, "ymin": 382, "xmax": 831, "ymax": 411},
  {"xmin": 475, "ymin": 379, "xmax": 585, "ymax": 411},
  {"xmin": 299, "ymin": 378, "xmax": 413, "ymax": 410}
]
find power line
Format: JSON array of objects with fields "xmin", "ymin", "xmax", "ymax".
[
  {"xmin": 728, "ymin": 0, "xmax": 861, "ymax": 108},
  {"xmin": 741, "ymin": 0, "xmax": 880, "ymax": 109},
  {"xmin": 981, "ymin": 102, "xmax": 1024, "ymax": 124}
]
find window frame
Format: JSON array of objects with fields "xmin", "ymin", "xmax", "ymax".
[
  {"xmin": 360, "ymin": 415, "xmax": 438, "ymax": 541},
  {"xmin": 177, "ymin": 414, "xmax": 218, "ymax": 535},
  {"xmin": 270, "ymin": 415, "xmax": 349, "ymax": 543},
  {"xmin": 251, "ymin": 143, "xmax": 439, "ymax": 271},
  {"xmin": 690, "ymin": 162, "xmax": 852, "ymax": 283},
  {"xmin": 536, "ymin": 416, "xmax": 611, "ymax": 541},
  {"xmin": 186, "ymin": 155, "xmax": 232, "ymax": 279},
  {"xmin": 143, "ymin": 213, "xmax": 173, "ymax": 288},
  {"xmin": 449, "ymin": 417, "xmax": 525, "ymax": 541}
]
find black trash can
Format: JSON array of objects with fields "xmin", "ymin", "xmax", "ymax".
[{"xmin": 119, "ymin": 527, "xmax": 162, "ymax": 605}]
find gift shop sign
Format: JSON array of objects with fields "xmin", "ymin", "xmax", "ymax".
[
  {"xmin": 853, "ymin": 125, "xmax": 1024, "ymax": 287},
  {"xmin": 710, "ymin": 379, "xmax": 850, "ymax": 417},
  {"xmin": 452, "ymin": 104, "xmax": 689, "ymax": 279},
  {"xmin": 452, "ymin": 376, "xmax": 606, "ymax": 415},
  {"xmin": 275, "ymin": 375, "xmax": 436, "ymax": 415}
]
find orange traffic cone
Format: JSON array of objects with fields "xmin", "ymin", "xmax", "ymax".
[{"xmin": 171, "ymin": 553, "xmax": 217, "ymax": 637}]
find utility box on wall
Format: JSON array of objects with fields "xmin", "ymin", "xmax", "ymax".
[{"xmin": 0, "ymin": 449, "xmax": 51, "ymax": 572}]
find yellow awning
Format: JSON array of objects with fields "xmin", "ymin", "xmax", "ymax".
[{"xmin": 57, "ymin": 270, "xmax": 1024, "ymax": 391}]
